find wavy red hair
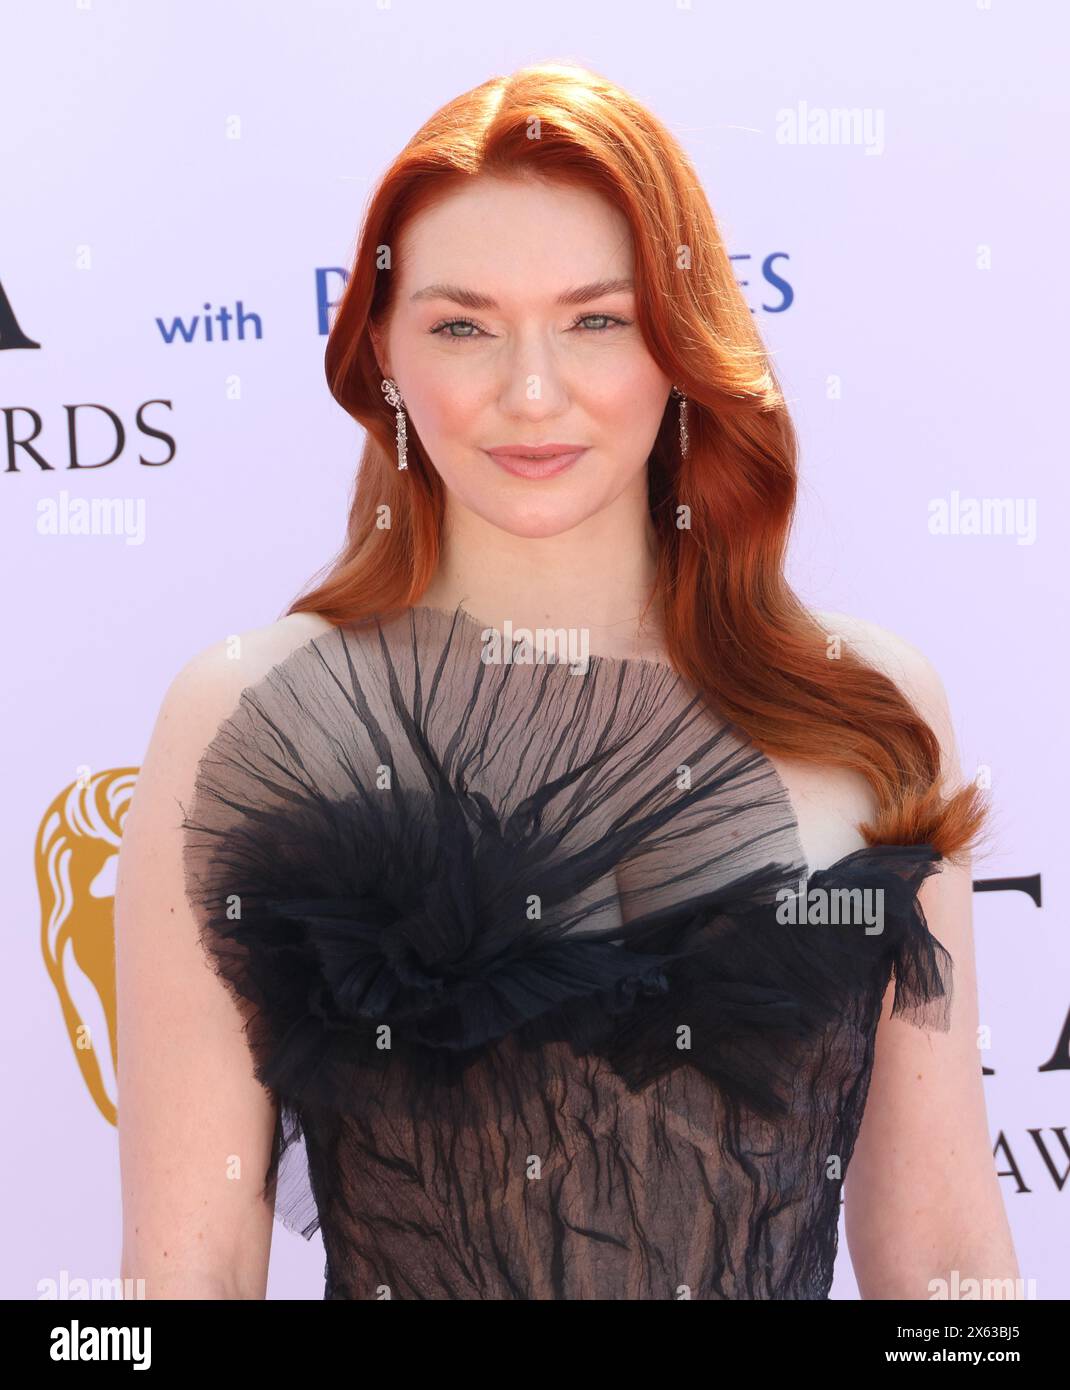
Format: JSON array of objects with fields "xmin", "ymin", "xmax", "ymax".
[{"xmin": 289, "ymin": 61, "xmax": 988, "ymax": 864}]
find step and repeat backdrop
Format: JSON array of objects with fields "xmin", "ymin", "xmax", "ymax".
[{"xmin": 3, "ymin": 1, "xmax": 1066, "ymax": 1299}]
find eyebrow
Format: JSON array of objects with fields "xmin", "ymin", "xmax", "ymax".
[{"xmin": 409, "ymin": 277, "xmax": 635, "ymax": 310}]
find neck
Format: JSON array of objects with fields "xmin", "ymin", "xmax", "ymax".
[{"xmin": 419, "ymin": 487, "xmax": 667, "ymax": 662}]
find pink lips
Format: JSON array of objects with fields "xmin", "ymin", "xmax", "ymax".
[{"xmin": 483, "ymin": 444, "xmax": 589, "ymax": 480}]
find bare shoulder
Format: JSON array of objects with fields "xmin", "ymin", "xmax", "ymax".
[
  {"xmin": 765, "ymin": 609, "xmax": 958, "ymax": 871},
  {"xmin": 811, "ymin": 608, "xmax": 959, "ymax": 780},
  {"xmin": 168, "ymin": 611, "xmax": 336, "ymax": 724},
  {"xmin": 812, "ymin": 609, "xmax": 951, "ymax": 724},
  {"xmin": 179, "ymin": 609, "xmax": 335, "ymax": 683},
  {"xmin": 128, "ymin": 612, "xmax": 337, "ymax": 830}
]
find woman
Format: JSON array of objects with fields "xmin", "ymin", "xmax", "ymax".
[{"xmin": 116, "ymin": 62, "xmax": 1017, "ymax": 1299}]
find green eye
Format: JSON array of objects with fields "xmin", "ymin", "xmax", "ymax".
[
  {"xmin": 428, "ymin": 313, "xmax": 631, "ymax": 343},
  {"xmin": 430, "ymin": 318, "xmax": 484, "ymax": 339}
]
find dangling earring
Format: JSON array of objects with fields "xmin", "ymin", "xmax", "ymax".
[
  {"xmin": 381, "ymin": 377, "xmax": 408, "ymax": 470},
  {"xmin": 671, "ymin": 385, "xmax": 690, "ymax": 460}
]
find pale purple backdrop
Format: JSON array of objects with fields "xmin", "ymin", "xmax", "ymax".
[{"xmin": 3, "ymin": 0, "xmax": 1066, "ymax": 1300}]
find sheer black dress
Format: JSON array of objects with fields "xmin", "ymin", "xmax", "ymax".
[{"xmin": 180, "ymin": 603, "xmax": 952, "ymax": 1300}]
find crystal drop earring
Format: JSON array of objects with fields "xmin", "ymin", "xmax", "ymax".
[
  {"xmin": 671, "ymin": 385, "xmax": 690, "ymax": 460},
  {"xmin": 381, "ymin": 377, "xmax": 408, "ymax": 470}
]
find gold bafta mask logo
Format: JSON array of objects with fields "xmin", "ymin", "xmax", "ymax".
[{"xmin": 37, "ymin": 768, "xmax": 138, "ymax": 1126}]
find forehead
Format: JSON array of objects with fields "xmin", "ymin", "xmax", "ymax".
[{"xmin": 394, "ymin": 175, "xmax": 634, "ymax": 300}]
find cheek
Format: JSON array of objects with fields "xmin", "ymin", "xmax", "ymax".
[
  {"xmin": 588, "ymin": 359, "xmax": 669, "ymax": 442},
  {"xmin": 406, "ymin": 375, "xmax": 480, "ymax": 446},
  {"xmin": 591, "ymin": 348, "xmax": 667, "ymax": 406}
]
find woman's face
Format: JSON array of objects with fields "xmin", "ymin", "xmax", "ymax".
[{"xmin": 373, "ymin": 174, "xmax": 672, "ymax": 540}]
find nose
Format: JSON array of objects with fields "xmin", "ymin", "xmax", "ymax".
[{"xmin": 496, "ymin": 333, "xmax": 571, "ymax": 420}]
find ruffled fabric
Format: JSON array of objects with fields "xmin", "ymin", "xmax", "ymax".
[{"xmin": 180, "ymin": 602, "xmax": 952, "ymax": 1298}]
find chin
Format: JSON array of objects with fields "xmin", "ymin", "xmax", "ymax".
[{"xmin": 481, "ymin": 501, "xmax": 596, "ymax": 540}]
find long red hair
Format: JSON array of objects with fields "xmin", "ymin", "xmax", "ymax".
[{"xmin": 289, "ymin": 61, "xmax": 988, "ymax": 864}]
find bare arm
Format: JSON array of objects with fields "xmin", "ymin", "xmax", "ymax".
[
  {"xmin": 837, "ymin": 619, "xmax": 1018, "ymax": 1298},
  {"xmin": 115, "ymin": 640, "xmax": 285, "ymax": 1299}
]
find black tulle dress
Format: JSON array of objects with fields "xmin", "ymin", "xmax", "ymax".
[{"xmin": 180, "ymin": 602, "xmax": 953, "ymax": 1300}]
